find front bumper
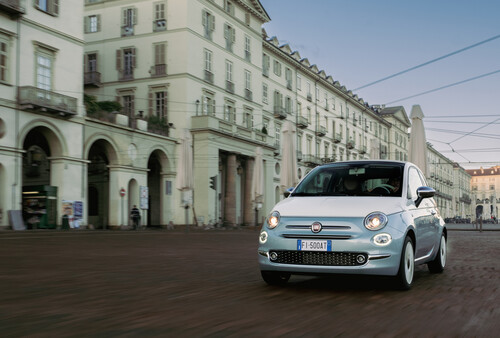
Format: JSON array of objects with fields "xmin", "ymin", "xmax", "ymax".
[{"xmin": 258, "ymin": 216, "xmax": 405, "ymax": 276}]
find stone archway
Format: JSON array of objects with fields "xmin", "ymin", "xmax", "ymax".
[
  {"xmin": 87, "ymin": 139, "xmax": 118, "ymax": 229},
  {"xmin": 146, "ymin": 149, "xmax": 170, "ymax": 227}
]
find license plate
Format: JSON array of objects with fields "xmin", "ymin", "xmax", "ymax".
[{"xmin": 297, "ymin": 240, "xmax": 332, "ymax": 251}]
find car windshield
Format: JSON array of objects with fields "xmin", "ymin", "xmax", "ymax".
[{"xmin": 291, "ymin": 162, "xmax": 404, "ymax": 197}]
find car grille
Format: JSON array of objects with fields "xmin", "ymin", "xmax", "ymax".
[{"xmin": 269, "ymin": 250, "xmax": 367, "ymax": 266}]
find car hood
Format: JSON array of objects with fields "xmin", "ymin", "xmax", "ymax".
[{"xmin": 274, "ymin": 196, "xmax": 405, "ymax": 218}]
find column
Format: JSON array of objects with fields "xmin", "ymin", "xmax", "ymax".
[
  {"xmin": 224, "ymin": 154, "xmax": 237, "ymax": 226},
  {"xmin": 244, "ymin": 158, "xmax": 254, "ymax": 226}
]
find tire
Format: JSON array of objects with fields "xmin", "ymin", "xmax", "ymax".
[
  {"xmin": 261, "ymin": 271, "xmax": 290, "ymax": 286},
  {"xmin": 395, "ymin": 236, "xmax": 415, "ymax": 290},
  {"xmin": 428, "ymin": 234, "xmax": 446, "ymax": 273}
]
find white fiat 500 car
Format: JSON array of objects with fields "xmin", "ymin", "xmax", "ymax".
[{"xmin": 258, "ymin": 160, "xmax": 447, "ymax": 289}]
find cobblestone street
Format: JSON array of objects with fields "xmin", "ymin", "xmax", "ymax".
[{"xmin": 0, "ymin": 228, "xmax": 498, "ymax": 337}]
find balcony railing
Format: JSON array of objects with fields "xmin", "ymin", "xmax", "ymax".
[
  {"xmin": 204, "ymin": 70, "xmax": 214, "ymax": 83},
  {"xmin": 150, "ymin": 64, "xmax": 167, "ymax": 77},
  {"xmin": 273, "ymin": 106, "xmax": 286, "ymax": 119},
  {"xmin": 359, "ymin": 145, "xmax": 367, "ymax": 154},
  {"xmin": 18, "ymin": 86, "xmax": 77, "ymax": 117},
  {"xmin": 153, "ymin": 19, "xmax": 166, "ymax": 31},
  {"xmin": 297, "ymin": 116, "xmax": 309, "ymax": 129},
  {"xmin": 302, "ymin": 155, "xmax": 320, "ymax": 167},
  {"xmin": 316, "ymin": 126, "xmax": 327, "ymax": 137},
  {"xmin": 333, "ymin": 133, "xmax": 342, "ymax": 143},
  {"xmin": 347, "ymin": 141, "xmax": 355, "ymax": 149},
  {"xmin": 245, "ymin": 89, "xmax": 253, "ymax": 101},
  {"xmin": 121, "ymin": 25, "xmax": 134, "ymax": 36},
  {"xmin": 0, "ymin": 0, "xmax": 25, "ymax": 16},
  {"xmin": 84, "ymin": 71, "xmax": 101, "ymax": 87},
  {"xmin": 307, "ymin": 93, "xmax": 312, "ymax": 101},
  {"xmin": 225, "ymin": 80, "xmax": 234, "ymax": 93}
]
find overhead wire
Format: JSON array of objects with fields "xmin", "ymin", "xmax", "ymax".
[{"xmin": 353, "ymin": 33, "xmax": 500, "ymax": 91}]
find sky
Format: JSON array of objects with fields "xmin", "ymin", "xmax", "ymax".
[{"xmin": 259, "ymin": 0, "xmax": 500, "ymax": 169}]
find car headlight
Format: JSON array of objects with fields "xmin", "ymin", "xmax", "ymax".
[
  {"xmin": 364, "ymin": 212, "xmax": 388, "ymax": 231},
  {"xmin": 267, "ymin": 211, "xmax": 280, "ymax": 229}
]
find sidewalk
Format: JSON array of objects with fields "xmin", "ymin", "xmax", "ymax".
[{"xmin": 445, "ymin": 222, "xmax": 500, "ymax": 231}]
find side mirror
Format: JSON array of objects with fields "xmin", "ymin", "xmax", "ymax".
[
  {"xmin": 415, "ymin": 186, "xmax": 435, "ymax": 207},
  {"xmin": 283, "ymin": 187, "xmax": 294, "ymax": 198}
]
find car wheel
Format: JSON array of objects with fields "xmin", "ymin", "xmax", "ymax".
[
  {"xmin": 395, "ymin": 236, "xmax": 414, "ymax": 290},
  {"xmin": 428, "ymin": 234, "xmax": 446, "ymax": 273},
  {"xmin": 261, "ymin": 271, "xmax": 290, "ymax": 286}
]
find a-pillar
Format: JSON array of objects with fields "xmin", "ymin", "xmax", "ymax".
[
  {"xmin": 224, "ymin": 154, "xmax": 237, "ymax": 226},
  {"xmin": 243, "ymin": 158, "xmax": 254, "ymax": 226}
]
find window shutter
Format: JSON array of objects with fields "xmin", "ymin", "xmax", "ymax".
[
  {"xmin": 231, "ymin": 28, "xmax": 235, "ymax": 42},
  {"xmin": 97, "ymin": 15, "xmax": 101, "ymax": 32},
  {"xmin": 209, "ymin": 15, "xmax": 215, "ymax": 31},
  {"xmin": 52, "ymin": 0, "xmax": 59, "ymax": 15},
  {"xmin": 122, "ymin": 9, "xmax": 127, "ymax": 26},
  {"xmin": 202, "ymin": 11, "xmax": 207, "ymax": 27},
  {"xmin": 132, "ymin": 8, "xmax": 137, "ymax": 25},
  {"xmin": 211, "ymin": 99, "xmax": 216, "ymax": 116},
  {"xmin": 163, "ymin": 91, "xmax": 168, "ymax": 120},
  {"xmin": 84, "ymin": 54, "xmax": 88, "ymax": 72},
  {"xmin": 148, "ymin": 92, "xmax": 153, "ymax": 116},
  {"xmin": 84, "ymin": 16, "xmax": 89, "ymax": 33},
  {"xmin": 224, "ymin": 24, "xmax": 228, "ymax": 39},
  {"xmin": 116, "ymin": 49, "xmax": 122, "ymax": 70},
  {"xmin": 132, "ymin": 48, "xmax": 136, "ymax": 68}
]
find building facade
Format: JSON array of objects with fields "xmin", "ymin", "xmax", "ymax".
[
  {"xmin": 467, "ymin": 166, "xmax": 500, "ymax": 221},
  {"xmin": 3, "ymin": 0, "xmax": 477, "ymax": 230}
]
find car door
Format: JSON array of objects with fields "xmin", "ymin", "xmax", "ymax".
[{"xmin": 407, "ymin": 167, "xmax": 435, "ymax": 259}]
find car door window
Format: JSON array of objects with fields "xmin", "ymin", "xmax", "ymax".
[{"xmin": 407, "ymin": 167, "xmax": 424, "ymax": 200}]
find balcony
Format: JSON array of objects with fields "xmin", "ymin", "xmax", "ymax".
[
  {"xmin": 153, "ymin": 19, "xmax": 166, "ymax": 32},
  {"xmin": 333, "ymin": 133, "xmax": 342, "ymax": 143},
  {"xmin": 0, "ymin": 0, "xmax": 25, "ymax": 16},
  {"xmin": 321, "ymin": 157, "xmax": 334, "ymax": 164},
  {"xmin": 307, "ymin": 93, "xmax": 312, "ymax": 102},
  {"xmin": 204, "ymin": 70, "xmax": 214, "ymax": 84},
  {"xmin": 316, "ymin": 126, "xmax": 327, "ymax": 137},
  {"xmin": 297, "ymin": 150, "xmax": 303, "ymax": 162},
  {"xmin": 359, "ymin": 145, "xmax": 367, "ymax": 154},
  {"xmin": 121, "ymin": 25, "xmax": 134, "ymax": 36},
  {"xmin": 302, "ymin": 155, "xmax": 320, "ymax": 167},
  {"xmin": 150, "ymin": 64, "xmax": 167, "ymax": 77},
  {"xmin": 18, "ymin": 86, "xmax": 77, "ymax": 117},
  {"xmin": 273, "ymin": 106, "xmax": 286, "ymax": 119},
  {"xmin": 297, "ymin": 116, "xmax": 309, "ymax": 129},
  {"xmin": 225, "ymin": 80, "xmax": 234, "ymax": 93},
  {"xmin": 347, "ymin": 141, "xmax": 355, "ymax": 149},
  {"xmin": 84, "ymin": 71, "xmax": 101, "ymax": 87},
  {"xmin": 119, "ymin": 69, "xmax": 134, "ymax": 81},
  {"xmin": 244, "ymin": 89, "xmax": 253, "ymax": 101},
  {"xmin": 263, "ymin": 67, "xmax": 269, "ymax": 77},
  {"xmin": 286, "ymin": 81, "xmax": 292, "ymax": 90}
]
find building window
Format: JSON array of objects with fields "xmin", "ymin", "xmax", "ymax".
[
  {"xmin": 204, "ymin": 49, "xmax": 212, "ymax": 73},
  {"xmin": 273, "ymin": 60, "xmax": 281, "ymax": 76},
  {"xmin": 224, "ymin": 24, "xmax": 235, "ymax": 52},
  {"xmin": 202, "ymin": 10, "xmax": 215, "ymax": 40},
  {"xmin": 36, "ymin": 53, "xmax": 52, "ymax": 91},
  {"xmin": 297, "ymin": 101, "xmax": 302, "ymax": 118},
  {"xmin": 285, "ymin": 96, "xmax": 292, "ymax": 114},
  {"xmin": 85, "ymin": 15, "xmax": 101, "ymax": 33},
  {"xmin": 244, "ymin": 36, "xmax": 251, "ymax": 62},
  {"xmin": 285, "ymin": 68, "xmax": 292, "ymax": 89},
  {"xmin": 149, "ymin": 88, "xmax": 168, "ymax": 120},
  {"xmin": 243, "ymin": 108, "xmax": 253, "ymax": 129},
  {"xmin": 224, "ymin": 0, "xmax": 234, "ymax": 15},
  {"xmin": 86, "ymin": 53, "xmax": 98, "ymax": 73},
  {"xmin": 262, "ymin": 53, "xmax": 270, "ymax": 76},
  {"xmin": 225, "ymin": 60, "xmax": 233, "ymax": 83},
  {"xmin": 275, "ymin": 125, "xmax": 281, "ymax": 149},
  {"xmin": 35, "ymin": 0, "xmax": 59, "ymax": 16},
  {"xmin": 262, "ymin": 83, "xmax": 268, "ymax": 104},
  {"xmin": 153, "ymin": 2, "xmax": 167, "ymax": 31},
  {"xmin": 0, "ymin": 37, "xmax": 9, "ymax": 83},
  {"xmin": 116, "ymin": 48, "xmax": 136, "ymax": 80},
  {"xmin": 122, "ymin": 94, "xmax": 135, "ymax": 118},
  {"xmin": 224, "ymin": 100, "xmax": 235, "ymax": 123},
  {"xmin": 245, "ymin": 13, "xmax": 251, "ymax": 26},
  {"xmin": 245, "ymin": 70, "xmax": 251, "ymax": 90},
  {"xmin": 151, "ymin": 43, "xmax": 166, "ymax": 76},
  {"xmin": 202, "ymin": 92, "xmax": 216, "ymax": 116},
  {"xmin": 297, "ymin": 74, "xmax": 301, "ymax": 90}
]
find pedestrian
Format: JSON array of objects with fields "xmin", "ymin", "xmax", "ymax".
[
  {"xmin": 131, "ymin": 205, "xmax": 141, "ymax": 230},
  {"xmin": 475, "ymin": 205, "xmax": 483, "ymax": 232}
]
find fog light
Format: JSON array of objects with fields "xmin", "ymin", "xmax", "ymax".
[
  {"xmin": 356, "ymin": 255, "xmax": 366, "ymax": 264},
  {"xmin": 259, "ymin": 231, "xmax": 268, "ymax": 244},
  {"xmin": 270, "ymin": 252, "xmax": 278, "ymax": 261},
  {"xmin": 373, "ymin": 233, "xmax": 392, "ymax": 246}
]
